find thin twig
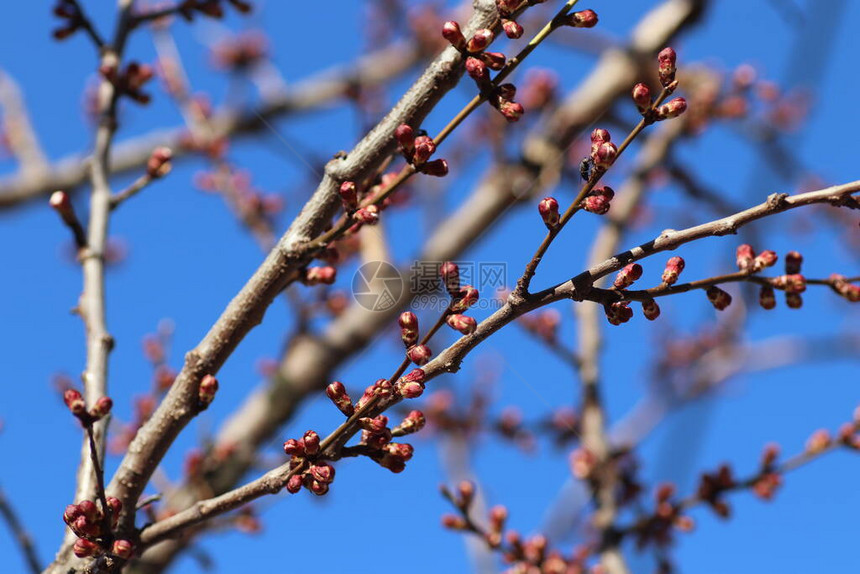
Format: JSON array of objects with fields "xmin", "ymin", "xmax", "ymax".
[{"xmin": 0, "ymin": 486, "xmax": 42, "ymax": 574}]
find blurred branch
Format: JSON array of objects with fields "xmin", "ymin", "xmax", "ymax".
[{"xmin": 0, "ymin": 486, "xmax": 41, "ymax": 574}]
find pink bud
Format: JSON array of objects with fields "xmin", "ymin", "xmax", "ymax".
[
  {"xmin": 146, "ymin": 147, "xmax": 173, "ymax": 178},
  {"xmin": 303, "ymin": 430, "xmax": 320, "ymax": 456},
  {"xmin": 303, "ymin": 266, "xmax": 337, "ymax": 286},
  {"xmin": 63, "ymin": 388, "xmax": 86, "ymax": 416},
  {"xmin": 339, "ymin": 181, "xmax": 358, "ymax": 210},
  {"xmin": 591, "ymin": 141, "xmax": 618, "ymax": 169},
  {"xmin": 631, "ymin": 83, "xmax": 652, "ymax": 112},
  {"xmin": 785, "ymin": 292, "xmax": 803, "ymax": 309},
  {"xmin": 403, "ymin": 368, "xmax": 426, "ymax": 383},
  {"xmin": 565, "ymin": 9, "xmax": 598, "ymax": 28},
  {"xmin": 308, "ymin": 479, "xmax": 329, "ymax": 496},
  {"xmin": 452, "ymin": 286, "xmax": 479, "ymax": 312},
  {"xmin": 440, "ymin": 261, "xmax": 460, "ymax": 295},
  {"xmin": 753, "ymin": 250, "xmax": 778, "ymax": 271},
  {"xmin": 286, "ymin": 473, "xmax": 303, "ymax": 494},
  {"xmin": 661, "ymin": 256, "xmax": 685, "ymax": 285},
  {"xmin": 407, "ymin": 344, "xmax": 432, "ymax": 366},
  {"xmin": 309, "ymin": 463, "xmax": 335, "ymax": 484},
  {"xmin": 590, "ymin": 128, "xmax": 611, "ymax": 146},
  {"xmin": 283, "ymin": 438, "xmax": 304, "ymax": 457},
  {"xmin": 63, "ymin": 504, "xmax": 83, "ymax": 525},
  {"xmin": 393, "ymin": 410, "xmax": 426, "ymax": 436},
  {"xmin": 446, "ymin": 314, "xmax": 477, "ymax": 335},
  {"xmin": 325, "ymin": 381, "xmax": 354, "ymax": 416},
  {"xmin": 736, "ymin": 244, "xmax": 756, "ymax": 271},
  {"xmin": 502, "ymin": 19, "xmax": 523, "ymax": 39},
  {"xmin": 538, "ymin": 197, "xmax": 560, "ymax": 228},
  {"xmin": 706, "ymin": 286, "xmax": 732, "ymax": 310},
  {"xmin": 642, "ymin": 298, "xmax": 661, "ymax": 320},
  {"xmin": 441, "ymin": 21, "xmax": 466, "ymax": 50},
  {"xmin": 655, "ymin": 97, "xmax": 686, "ymax": 120},
  {"xmin": 89, "ymin": 396, "xmax": 113, "ymax": 420},
  {"xmin": 353, "ymin": 205, "xmax": 380, "ymax": 225},
  {"xmin": 498, "ymin": 100, "xmax": 524, "ymax": 122},
  {"xmin": 604, "ymin": 301, "xmax": 633, "ymax": 325},
  {"xmin": 613, "ymin": 263, "xmax": 643, "ymax": 289},
  {"xmin": 394, "ymin": 124, "xmax": 415, "ymax": 153},
  {"xmin": 657, "ymin": 47, "xmax": 677, "ymax": 87},
  {"xmin": 583, "ymin": 186, "xmax": 614, "ymax": 215},
  {"xmin": 49, "ymin": 190, "xmax": 73, "ymax": 218},
  {"xmin": 806, "ymin": 429, "xmax": 831, "ymax": 454},
  {"xmin": 465, "ymin": 57, "xmax": 489, "ymax": 83},
  {"xmin": 466, "ymin": 29, "xmax": 494, "ymax": 53},
  {"xmin": 412, "ymin": 135, "xmax": 436, "ymax": 164},
  {"xmin": 396, "ymin": 378, "xmax": 425, "ymax": 399},
  {"xmin": 198, "ymin": 374, "xmax": 218, "ymax": 406}
]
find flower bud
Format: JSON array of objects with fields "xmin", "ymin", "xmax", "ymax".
[
  {"xmin": 283, "ymin": 438, "xmax": 304, "ymax": 457},
  {"xmin": 146, "ymin": 147, "xmax": 173, "ymax": 178},
  {"xmin": 655, "ymin": 97, "xmax": 687, "ymax": 120},
  {"xmin": 394, "ymin": 124, "xmax": 415, "ymax": 154},
  {"xmin": 440, "ymin": 261, "xmax": 460, "ymax": 295},
  {"xmin": 89, "ymin": 396, "xmax": 113, "ymax": 420},
  {"xmin": 419, "ymin": 158, "xmax": 449, "ymax": 177},
  {"xmin": 407, "ymin": 344, "xmax": 432, "ymax": 366},
  {"xmin": 785, "ymin": 251, "xmax": 803, "ymax": 274},
  {"xmin": 538, "ymin": 197, "xmax": 560, "ymax": 229},
  {"xmin": 565, "ymin": 9, "xmax": 598, "ymax": 28},
  {"xmin": 441, "ymin": 21, "xmax": 466, "ymax": 50},
  {"xmin": 325, "ymin": 381, "xmax": 354, "ymax": 416},
  {"xmin": 706, "ymin": 286, "xmax": 732, "ymax": 310},
  {"xmin": 412, "ymin": 135, "xmax": 436, "ymax": 165},
  {"xmin": 442, "ymin": 514, "xmax": 467, "ymax": 529},
  {"xmin": 642, "ymin": 298, "xmax": 660, "ymax": 320},
  {"xmin": 309, "ymin": 462, "xmax": 335, "ymax": 484},
  {"xmin": 759, "ymin": 285, "xmax": 776, "ymax": 310},
  {"xmin": 785, "ymin": 292, "xmax": 803, "ymax": 309},
  {"xmin": 657, "ymin": 47, "xmax": 677, "ymax": 87},
  {"xmin": 631, "ymin": 82, "xmax": 652, "ymax": 112},
  {"xmin": 806, "ymin": 429, "xmax": 831, "ymax": 454},
  {"xmin": 339, "ymin": 181, "xmax": 358, "ymax": 210},
  {"xmin": 590, "ymin": 128, "xmax": 610, "ymax": 147},
  {"xmin": 49, "ymin": 190, "xmax": 74, "ymax": 220},
  {"xmin": 465, "ymin": 57, "xmax": 489, "ymax": 83},
  {"xmin": 446, "ymin": 314, "xmax": 477, "ymax": 335},
  {"xmin": 481, "ymin": 51, "xmax": 506, "ymax": 71},
  {"xmin": 308, "ymin": 479, "xmax": 329, "ymax": 496},
  {"xmin": 303, "ymin": 430, "xmax": 320, "ymax": 456},
  {"xmin": 736, "ymin": 244, "xmax": 755, "ymax": 271},
  {"xmin": 452, "ymin": 286, "xmax": 479, "ymax": 312},
  {"xmin": 613, "ymin": 263, "xmax": 643, "ymax": 289},
  {"xmin": 111, "ymin": 539, "xmax": 134, "ymax": 560},
  {"xmin": 498, "ymin": 100, "xmax": 524, "ymax": 122},
  {"xmin": 502, "ymin": 19, "xmax": 523, "ymax": 39},
  {"xmin": 753, "ymin": 250, "xmax": 778, "ymax": 271},
  {"xmin": 198, "ymin": 374, "xmax": 218, "ymax": 406},
  {"xmin": 591, "ymin": 141, "xmax": 617, "ymax": 169},
  {"xmin": 604, "ymin": 301, "xmax": 633, "ymax": 325},
  {"xmin": 73, "ymin": 538, "xmax": 100, "ymax": 558},
  {"xmin": 466, "ymin": 29, "xmax": 494, "ymax": 53},
  {"xmin": 395, "ymin": 378, "xmax": 425, "ymax": 399},
  {"xmin": 64, "ymin": 388, "xmax": 86, "ymax": 416},
  {"xmin": 583, "ymin": 186, "xmax": 614, "ymax": 215},
  {"xmin": 776, "ymin": 274, "xmax": 806, "ymax": 294},
  {"xmin": 661, "ymin": 256, "xmax": 685, "ymax": 285},
  {"xmin": 393, "ymin": 410, "xmax": 426, "ymax": 436},
  {"xmin": 353, "ymin": 205, "xmax": 380, "ymax": 225},
  {"xmin": 399, "ymin": 312, "xmax": 420, "ymax": 346},
  {"xmin": 286, "ymin": 473, "xmax": 303, "ymax": 494}
]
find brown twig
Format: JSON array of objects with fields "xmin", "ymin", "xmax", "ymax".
[{"xmin": 0, "ymin": 486, "xmax": 42, "ymax": 574}]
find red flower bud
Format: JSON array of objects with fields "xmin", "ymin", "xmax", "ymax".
[
  {"xmin": 452, "ymin": 286, "xmax": 479, "ymax": 312},
  {"xmin": 407, "ymin": 344, "xmax": 432, "ymax": 366},
  {"xmin": 466, "ymin": 29, "xmax": 494, "ymax": 53},
  {"xmin": 353, "ymin": 205, "xmax": 380, "ymax": 225},
  {"xmin": 283, "ymin": 438, "xmax": 304, "ymax": 457},
  {"xmin": 446, "ymin": 314, "xmax": 477, "ymax": 335},
  {"xmin": 146, "ymin": 147, "xmax": 172, "ymax": 178},
  {"xmin": 339, "ymin": 181, "xmax": 358, "ymax": 210},
  {"xmin": 736, "ymin": 244, "xmax": 756, "ymax": 271},
  {"xmin": 785, "ymin": 292, "xmax": 803, "ymax": 309},
  {"xmin": 419, "ymin": 158, "xmax": 449, "ymax": 177},
  {"xmin": 393, "ymin": 410, "xmax": 426, "ymax": 436},
  {"xmin": 441, "ymin": 21, "xmax": 466, "ymax": 50},
  {"xmin": 309, "ymin": 462, "xmax": 335, "ymax": 484},
  {"xmin": 481, "ymin": 51, "xmax": 506, "ymax": 71},
  {"xmin": 498, "ymin": 100, "xmax": 524, "ymax": 122},
  {"xmin": 303, "ymin": 266, "xmax": 337, "ymax": 286},
  {"xmin": 655, "ymin": 97, "xmax": 687, "ymax": 120},
  {"xmin": 394, "ymin": 124, "xmax": 415, "ymax": 154},
  {"xmin": 89, "ymin": 396, "xmax": 113, "ymax": 420},
  {"xmin": 604, "ymin": 301, "xmax": 633, "ymax": 325},
  {"xmin": 111, "ymin": 539, "xmax": 134, "ymax": 560},
  {"xmin": 785, "ymin": 251, "xmax": 803, "ymax": 274},
  {"xmin": 591, "ymin": 141, "xmax": 618, "ymax": 169},
  {"xmin": 759, "ymin": 285, "xmax": 776, "ymax": 310},
  {"xmin": 590, "ymin": 128, "xmax": 611, "ymax": 146},
  {"xmin": 325, "ymin": 381, "xmax": 354, "ymax": 416},
  {"xmin": 395, "ymin": 378, "xmax": 425, "ymax": 399},
  {"xmin": 657, "ymin": 47, "xmax": 677, "ymax": 87},
  {"xmin": 661, "ymin": 256, "xmax": 685, "ymax": 285},
  {"xmin": 440, "ymin": 261, "xmax": 460, "ymax": 295},
  {"xmin": 565, "ymin": 9, "xmax": 598, "ymax": 28},
  {"xmin": 613, "ymin": 263, "xmax": 643, "ymax": 289},
  {"xmin": 303, "ymin": 430, "xmax": 320, "ymax": 456},
  {"xmin": 73, "ymin": 538, "xmax": 100, "ymax": 558},
  {"xmin": 753, "ymin": 250, "xmax": 778, "ymax": 271},
  {"xmin": 502, "ymin": 19, "xmax": 523, "ymax": 39},
  {"xmin": 538, "ymin": 197, "xmax": 560, "ymax": 229},
  {"xmin": 412, "ymin": 135, "xmax": 436, "ymax": 165},
  {"xmin": 631, "ymin": 82, "xmax": 652, "ymax": 112},
  {"xmin": 465, "ymin": 57, "xmax": 489, "ymax": 83},
  {"xmin": 583, "ymin": 186, "xmax": 614, "ymax": 215},
  {"xmin": 642, "ymin": 298, "xmax": 661, "ymax": 320},
  {"xmin": 64, "ymin": 388, "xmax": 86, "ymax": 416},
  {"xmin": 286, "ymin": 473, "xmax": 303, "ymax": 494},
  {"xmin": 198, "ymin": 374, "xmax": 218, "ymax": 406}
]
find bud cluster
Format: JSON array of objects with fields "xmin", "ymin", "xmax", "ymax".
[
  {"xmin": 394, "ymin": 124, "xmax": 448, "ymax": 176},
  {"xmin": 101, "ymin": 61, "xmax": 155, "ymax": 105},
  {"xmin": 64, "ymin": 497, "xmax": 132, "ymax": 560},
  {"xmin": 604, "ymin": 301, "xmax": 633, "ymax": 326},
  {"xmin": 63, "ymin": 388, "xmax": 113, "ymax": 425},
  {"xmin": 582, "ymin": 186, "xmax": 614, "ymax": 215}
]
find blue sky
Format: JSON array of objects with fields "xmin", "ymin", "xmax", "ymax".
[{"xmin": 0, "ymin": 1, "xmax": 858, "ymax": 573}]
